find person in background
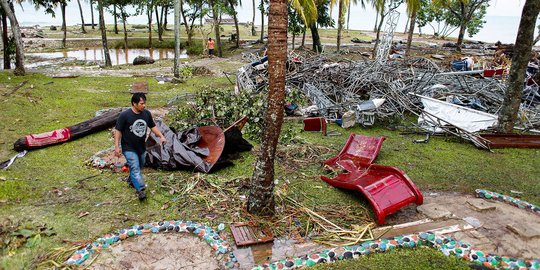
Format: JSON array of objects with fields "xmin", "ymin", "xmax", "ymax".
[
  {"xmin": 114, "ymin": 93, "xmax": 166, "ymax": 200},
  {"xmin": 207, "ymin": 38, "xmax": 215, "ymax": 58}
]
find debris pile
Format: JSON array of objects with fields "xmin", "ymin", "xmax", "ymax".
[
  {"xmin": 20, "ymin": 26, "xmax": 44, "ymax": 38},
  {"xmin": 238, "ymin": 52, "xmax": 540, "ymax": 148}
]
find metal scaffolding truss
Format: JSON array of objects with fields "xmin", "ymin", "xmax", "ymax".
[{"xmin": 376, "ymin": 10, "xmax": 400, "ymax": 65}]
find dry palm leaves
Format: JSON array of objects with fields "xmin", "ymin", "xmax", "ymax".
[{"xmin": 275, "ymin": 193, "xmax": 375, "ymax": 247}]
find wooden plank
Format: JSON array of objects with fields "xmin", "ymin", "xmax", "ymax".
[{"xmin": 230, "ymin": 223, "xmax": 274, "ymax": 247}]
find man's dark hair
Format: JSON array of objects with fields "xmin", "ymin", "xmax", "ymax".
[
  {"xmin": 131, "ymin": 93, "xmax": 147, "ymax": 105},
  {"xmin": 208, "ymin": 37, "xmax": 212, "ymax": 40}
]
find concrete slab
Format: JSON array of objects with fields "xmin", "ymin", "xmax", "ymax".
[
  {"xmin": 467, "ymin": 198, "xmax": 497, "ymax": 212},
  {"xmin": 452, "ymin": 230, "xmax": 496, "ymax": 252},
  {"xmin": 506, "ymin": 223, "xmax": 540, "ymax": 239},
  {"xmin": 417, "ymin": 203, "xmax": 452, "ymax": 220}
]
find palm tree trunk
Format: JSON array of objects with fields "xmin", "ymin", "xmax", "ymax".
[
  {"xmin": 292, "ymin": 33, "xmax": 295, "ymax": 49},
  {"xmin": 147, "ymin": 2, "xmax": 154, "ymax": 48},
  {"xmin": 346, "ymin": 0, "xmax": 350, "ymax": 30},
  {"xmin": 310, "ymin": 24, "xmax": 322, "ymax": 53},
  {"xmin": 154, "ymin": 5, "xmax": 160, "ymax": 36},
  {"xmin": 259, "ymin": 0, "xmax": 264, "ymax": 42},
  {"xmin": 61, "ymin": 3, "xmax": 67, "ymax": 48},
  {"xmin": 155, "ymin": 5, "xmax": 164, "ymax": 41},
  {"xmin": 209, "ymin": 0, "xmax": 222, "ymax": 56},
  {"xmin": 0, "ymin": 0, "xmax": 24, "ymax": 75},
  {"xmin": 336, "ymin": 0, "xmax": 344, "ymax": 52},
  {"xmin": 114, "ymin": 5, "xmax": 118, "ymax": 34},
  {"xmin": 98, "ymin": 0, "xmax": 111, "ymax": 67},
  {"xmin": 179, "ymin": 0, "xmax": 192, "ymax": 45},
  {"xmin": 456, "ymin": 20, "xmax": 466, "ymax": 52},
  {"xmin": 163, "ymin": 6, "xmax": 169, "ymax": 30},
  {"xmin": 1, "ymin": 12, "xmax": 11, "ymax": 70},
  {"xmin": 534, "ymin": 33, "xmax": 540, "ymax": 45},
  {"xmin": 301, "ymin": 27, "xmax": 306, "ymax": 47},
  {"xmin": 77, "ymin": 0, "xmax": 86, "ymax": 33},
  {"xmin": 122, "ymin": 13, "xmax": 128, "ymax": 49},
  {"xmin": 251, "ymin": 0, "xmax": 256, "ymax": 36},
  {"xmin": 406, "ymin": 9, "xmax": 417, "ymax": 56},
  {"xmin": 498, "ymin": 0, "xmax": 540, "ymax": 132},
  {"xmin": 160, "ymin": 6, "xmax": 165, "ymax": 39},
  {"xmin": 90, "ymin": 0, "xmax": 95, "ymax": 29},
  {"xmin": 229, "ymin": 0, "xmax": 240, "ymax": 48},
  {"xmin": 174, "ymin": 0, "xmax": 180, "ymax": 77},
  {"xmin": 248, "ymin": 0, "xmax": 287, "ymax": 216}
]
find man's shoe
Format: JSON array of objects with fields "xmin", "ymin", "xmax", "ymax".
[{"xmin": 137, "ymin": 190, "xmax": 146, "ymax": 201}]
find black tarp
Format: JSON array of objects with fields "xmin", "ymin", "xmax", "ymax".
[{"xmin": 145, "ymin": 120, "xmax": 252, "ymax": 173}]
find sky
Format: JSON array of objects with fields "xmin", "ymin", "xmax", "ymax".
[{"xmin": 12, "ymin": 0, "xmax": 532, "ymax": 43}]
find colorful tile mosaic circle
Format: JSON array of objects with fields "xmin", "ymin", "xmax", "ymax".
[{"xmin": 65, "ymin": 220, "xmax": 239, "ymax": 269}]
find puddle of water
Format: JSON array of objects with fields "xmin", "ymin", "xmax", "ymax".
[
  {"xmin": 20, "ymin": 47, "xmax": 188, "ymax": 67},
  {"xmin": 233, "ymin": 238, "xmax": 324, "ymax": 268}
]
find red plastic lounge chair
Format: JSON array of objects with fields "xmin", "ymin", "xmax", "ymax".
[{"xmin": 321, "ymin": 134, "xmax": 423, "ymax": 225}]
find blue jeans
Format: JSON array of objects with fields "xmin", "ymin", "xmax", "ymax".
[{"xmin": 123, "ymin": 151, "xmax": 146, "ymax": 192}]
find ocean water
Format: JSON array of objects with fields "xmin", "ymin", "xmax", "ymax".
[{"xmin": 473, "ymin": 16, "xmax": 524, "ymax": 44}]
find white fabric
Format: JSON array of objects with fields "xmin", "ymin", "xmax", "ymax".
[{"xmin": 418, "ymin": 95, "xmax": 497, "ymax": 133}]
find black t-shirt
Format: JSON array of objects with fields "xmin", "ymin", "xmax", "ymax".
[{"xmin": 115, "ymin": 109, "xmax": 156, "ymax": 154}]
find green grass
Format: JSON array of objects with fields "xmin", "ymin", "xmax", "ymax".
[{"xmin": 0, "ymin": 69, "xmax": 538, "ymax": 269}]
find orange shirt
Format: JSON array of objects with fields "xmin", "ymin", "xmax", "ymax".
[{"xmin": 207, "ymin": 40, "xmax": 215, "ymax": 49}]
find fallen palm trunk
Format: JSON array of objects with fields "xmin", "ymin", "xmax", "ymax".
[{"xmin": 13, "ymin": 108, "xmax": 125, "ymax": 151}]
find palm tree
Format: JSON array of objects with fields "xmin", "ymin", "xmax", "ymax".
[
  {"xmin": 330, "ymin": 0, "xmax": 363, "ymax": 52},
  {"xmin": 179, "ymin": 0, "xmax": 202, "ymax": 45},
  {"xmin": 173, "ymin": 0, "xmax": 180, "ymax": 77},
  {"xmin": 89, "ymin": 0, "xmax": 95, "ymax": 29},
  {"xmin": 146, "ymin": 0, "xmax": 155, "ymax": 48},
  {"xmin": 258, "ymin": 0, "xmax": 265, "ymax": 42},
  {"xmin": 405, "ymin": 0, "xmax": 420, "ymax": 56},
  {"xmin": 247, "ymin": 0, "xmax": 288, "ymax": 216},
  {"xmin": 251, "ymin": 0, "xmax": 256, "ymax": 35},
  {"xmin": 433, "ymin": 0, "xmax": 489, "ymax": 51},
  {"xmin": 248, "ymin": 0, "xmax": 317, "ymax": 215},
  {"xmin": 208, "ymin": 0, "xmax": 223, "ymax": 56},
  {"xmin": 1, "ymin": 7, "xmax": 11, "ymax": 69},
  {"xmin": 226, "ymin": 0, "xmax": 241, "ymax": 48},
  {"xmin": 60, "ymin": 0, "xmax": 68, "ymax": 48},
  {"xmin": 98, "ymin": 0, "xmax": 112, "ymax": 67},
  {"xmin": 498, "ymin": 0, "xmax": 540, "ymax": 132},
  {"xmin": 76, "ymin": 0, "xmax": 87, "ymax": 33},
  {"xmin": 0, "ymin": 0, "xmax": 24, "ymax": 75}
]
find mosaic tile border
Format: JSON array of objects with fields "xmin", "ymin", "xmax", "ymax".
[
  {"xmin": 476, "ymin": 189, "xmax": 540, "ymax": 215},
  {"xmin": 252, "ymin": 231, "xmax": 539, "ymax": 270},
  {"xmin": 65, "ymin": 220, "xmax": 239, "ymax": 268}
]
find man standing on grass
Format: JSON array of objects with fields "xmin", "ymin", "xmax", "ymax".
[
  {"xmin": 207, "ymin": 37, "xmax": 215, "ymax": 57},
  {"xmin": 114, "ymin": 93, "xmax": 166, "ymax": 200}
]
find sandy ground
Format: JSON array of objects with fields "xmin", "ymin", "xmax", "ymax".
[
  {"xmin": 422, "ymin": 192, "xmax": 540, "ymax": 260},
  {"xmin": 87, "ymin": 234, "xmax": 221, "ymax": 270}
]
